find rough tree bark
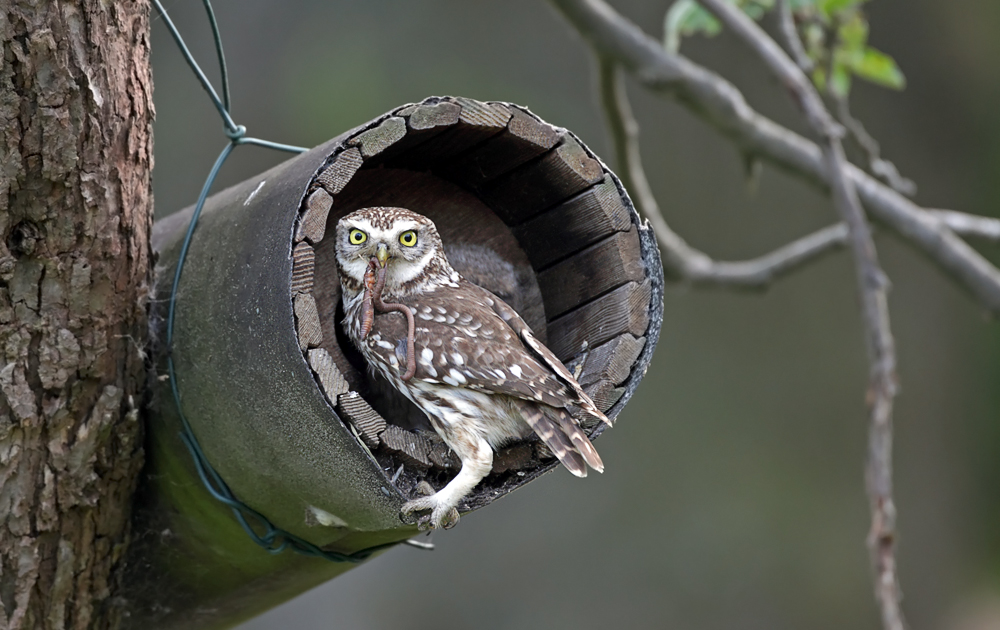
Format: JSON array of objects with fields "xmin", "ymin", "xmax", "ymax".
[{"xmin": 0, "ymin": 2, "xmax": 153, "ymax": 629}]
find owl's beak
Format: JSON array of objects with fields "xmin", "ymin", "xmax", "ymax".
[{"xmin": 376, "ymin": 243, "xmax": 390, "ymax": 267}]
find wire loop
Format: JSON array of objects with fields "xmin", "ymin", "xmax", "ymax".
[{"xmin": 153, "ymin": 0, "xmax": 391, "ymax": 563}]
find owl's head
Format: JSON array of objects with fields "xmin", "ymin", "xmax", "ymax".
[{"xmin": 335, "ymin": 207, "xmax": 455, "ymax": 296}]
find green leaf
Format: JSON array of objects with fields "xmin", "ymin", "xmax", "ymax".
[
  {"xmin": 849, "ymin": 46, "xmax": 906, "ymax": 89},
  {"xmin": 663, "ymin": 0, "xmax": 720, "ymax": 54},
  {"xmin": 663, "ymin": 0, "xmax": 774, "ymax": 54},
  {"xmin": 830, "ymin": 63, "xmax": 852, "ymax": 98},
  {"xmin": 818, "ymin": 0, "xmax": 866, "ymax": 18},
  {"xmin": 837, "ymin": 12, "xmax": 868, "ymax": 50}
]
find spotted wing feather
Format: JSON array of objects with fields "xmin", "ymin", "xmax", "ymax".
[
  {"xmin": 363, "ymin": 285, "xmax": 575, "ymax": 409},
  {"xmin": 361, "ymin": 281, "xmax": 605, "ymax": 474},
  {"xmin": 484, "ymin": 285, "xmax": 611, "ymax": 426}
]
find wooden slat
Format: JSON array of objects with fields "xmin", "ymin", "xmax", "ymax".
[
  {"xmin": 296, "ymin": 189, "xmax": 333, "ymax": 243},
  {"xmin": 391, "ymin": 99, "xmax": 512, "ymax": 167},
  {"xmin": 537, "ymin": 226, "xmax": 644, "ymax": 319},
  {"xmin": 577, "ymin": 334, "xmax": 646, "ymax": 387},
  {"xmin": 316, "ymin": 148, "xmax": 363, "ymax": 195},
  {"xmin": 513, "ymin": 175, "xmax": 631, "ymax": 269},
  {"xmin": 308, "ymin": 348, "xmax": 350, "ymax": 399},
  {"xmin": 293, "ymin": 293, "xmax": 322, "ymax": 349},
  {"xmin": 290, "ymin": 241, "xmax": 315, "ymax": 295},
  {"xmin": 442, "ymin": 107, "xmax": 558, "ymax": 184},
  {"xmin": 547, "ymin": 279, "xmax": 652, "ymax": 361},
  {"xmin": 380, "ymin": 425, "xmax": 434, "ymax": 469},
  {"xmin": 480, "ymin": 136, "xmax": 604, "ymax": 225},
  {"xmin": 405, "ymin": 101, "xmax": 462, "ymax": 130},
  {"xmin": 440, "ymin": 107, "xmax": 560, "ymax": 187},
  {"xmin": 336, "ymin": 391, "xmax": 386, "ymax": 449},
  {"xmin": 491, "ymin": 443, "xmax": 535, "ymax": 474},
  {"xmin": 428, "ymin": 442, "xmax": 459, "ymax": 470},
  {"xmin": 456, "ymin": 97, "xmax": 512, "ymax": 128},
  {"xmin": 585, "ymin": 380, "xmax": 626, "ymax": 414},
  {"xmin": 348, "ymin": 116, "xmax": 407, "ymax": 158},
  {"xmin": 364, "ymin": 100, "xmax": 461, "ymax": 165},
  {"xmin": 534, "ymin": 441, "xmax": 554, "ymax": 461}
]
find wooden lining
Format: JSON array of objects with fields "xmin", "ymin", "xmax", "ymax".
[
  {"xmin": 347, "ymin": 116, "xmax": 407, "ymax": 158},
  {"xmin": 307, "ymin": 348, "xmax": 350, "ymax": 399},
  {"xmin": 547, "ymin": 279, "xmax": 652, "ymax": 361},
  {"xmin": 480, "ymin": 136, "xmax": 604, "ymax": 225},
  {"xmin": 296, "ymin": 189, "xmax": 334, "ymax": 243},
  {"xmin": 440, "ymin": 107, "xmax": 560, "ymax": 187},
  {"xmin": 337, "ymin": 391, "xmax": 387, "ymax": 449},
  {"xmin": 316, "ymin": 148, "xmax": 363, "ymax": 195},
  {"xmin": 293, "ymin": 293, "xmax": 322, "ymax": 349},
  {"xmin": 577, "ymin": 334, "xmax": 647, "ymax": 387},
  {"xmin": 380, "ymin": 425, "xmax": 435, "ymax": 470},
  {"xmin": 390, "ymin": 100, "xmax": 512, "ymax": 167},
  {"xmin": 290, "ymin": 242, "xmax": 315, "ymax": 295},
  {"xmin": 536, "ymin": 225, "xmax": 645, "ymax": 319},
  {"xmin": 513, "ymin": 175, "xmax": 631, "ymax": 269}
]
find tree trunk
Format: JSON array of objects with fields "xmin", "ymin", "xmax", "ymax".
[{"xmin": 0, "ymin": 1, "xmax": 153, "ymax": 629}]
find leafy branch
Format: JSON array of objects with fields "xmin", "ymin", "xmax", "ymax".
[{"xmin": 666, "ymin": 0, "xmax": 915, "ymax": 194}]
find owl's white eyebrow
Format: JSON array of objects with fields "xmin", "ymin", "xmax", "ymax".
[
  {"xmin": 346, "ymin": 218, "xmax": 375, "ymax": 233},
  {"xmin": 390, "ymin": 221, "xmax": 420, "ymax": 233}
]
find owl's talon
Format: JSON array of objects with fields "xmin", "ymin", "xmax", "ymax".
[
  {"xmin": 400, "ymin": 488, "xmax": 461, "ymax": 530},
  {"xmin": 438, "ymin": 507, "xmax": 460, "ymax": 530}
]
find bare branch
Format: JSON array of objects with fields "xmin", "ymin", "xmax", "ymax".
[
  {"xmin": 834, "ymin": 97, "xmax": 917, "ymax": 197},
  {"xmin": 682, "ymin": 224, "xmax": 849, "ymax": 287},
  {"xmin": 688, "ymin": 2, "xmax": 905, "ymax": 629},
  {"xmin": 597, "ymin": 55, "xmax": 848, "ymax": 288},
  {"xmin": 547, "ymin": 0, "xmax": 1000, "ymax": 314},
  {"xmin": 928, "ymin": 209, "xmax": 1000, "ymax": 241},
  {"xmin": 776, "ymin": 0, "xmax": 813, "ymax": 72}
]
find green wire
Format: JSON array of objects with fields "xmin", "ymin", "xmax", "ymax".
[
  {"xmin": 154, "ymin": 0, "xmax": 390, "ymax": 563},
  {"xmin": 201, "ymin": 0, "xmax": 231, "ymax": 113}
]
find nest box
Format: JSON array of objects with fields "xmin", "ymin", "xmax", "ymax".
[{"xmin": 135, "ymin": 96, "xmax": 663, "ymax": 629}]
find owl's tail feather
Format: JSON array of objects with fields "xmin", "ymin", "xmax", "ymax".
[
  {"xmin": 552, "ymin": 407, "xmax": 604, "ymax": 474},
  {"xmin": 516, "ymin": 401, "xmax": 604, "ymax": 477},
  {"xmin": 518, "ymin": 402, "xmax": 587, "ymax": 477}
]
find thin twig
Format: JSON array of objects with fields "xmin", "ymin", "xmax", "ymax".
[
  {"xmin": 834, "ymin": 97, "xmax": 916, "ymax": 197},
  {"xmin": 548, "ymin": 0, "xmax": 1000, "ymax": 313},
  {"xmin": 929, "ymin": 209, "xmax": 1000, "ymax": 241},
  {"xmin": 597, "ymin": 55, "xmax": 847, "ymax": 287},
  {"xmin": 694, "ymin": 3, "xmax": 905, "ymax": 630},
  {"xmin": 776, "ymin": 0, "xmax": 813, "ymax": 72}
]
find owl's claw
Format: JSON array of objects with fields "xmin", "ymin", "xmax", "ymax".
[{"xmin": 400, "ymin": 482, "xmax": 460, "ymax": 530}]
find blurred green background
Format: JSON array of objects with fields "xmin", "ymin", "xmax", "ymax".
[{"xmin": 150, "ymin": 1, "xmax": 1000, "ymax": 628}]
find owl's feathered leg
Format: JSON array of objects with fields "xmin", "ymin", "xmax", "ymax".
[{"xmin": 401, "ymin": 430, "xmax": 493, "ymax": 530}]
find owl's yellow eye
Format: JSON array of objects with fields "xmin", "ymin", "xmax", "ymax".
[
  {"xmin": 349, "ymin": 229, "xmax": 367, "ymax": 245},
  {"xmin": 399, "ymin": 230, "xmax": 417, "ymax": 247}
]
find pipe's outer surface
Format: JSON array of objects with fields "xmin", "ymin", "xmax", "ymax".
[
  {"xmin": 155, "ymin": 132, "xmax": 408, "ymax": 541},
  {"xmin": 125, "ymin": 131, "xmax": 411, "ymax": 630}
]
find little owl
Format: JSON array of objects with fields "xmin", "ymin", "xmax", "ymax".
[{"xmin": 335, "ymin": 207, "xmax": 608, "ymax": 530}]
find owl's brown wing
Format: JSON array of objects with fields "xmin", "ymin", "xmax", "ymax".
[
  {"xmin": 482, "ymin": 283, "xmax": 611, "ymax": 426},
  {"xmin": 366, "ymin": 285, "xmax": 575, "ymax": 410},
  {"xmin": 365, "ymin": 280, "xmax": 605, "ymax": 474}
]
